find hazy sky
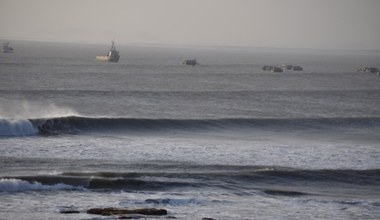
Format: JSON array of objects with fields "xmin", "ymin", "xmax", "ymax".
[{"xmin": 1, "ymin": 0, "xmax": 380, "ymax": 50}]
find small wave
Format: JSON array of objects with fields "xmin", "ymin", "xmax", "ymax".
[
  {"xmin": 1, "ymin": 174, "xmax": 198, "ymax": 192},
  {"xmin": 145, "ymin": 198, "xmax": 201, "ymax": 206},
  {"xmin": 0, "ymin": 178, "xmax": 82, "ymax": 192},
  {"xmin": 246, "ymin": 169, "xmax": 380, "ymax": 185},
  {"xmin": 4, "ymin": 168, "xmax": 379, "ymax": 193},
  {"xmin": 26, "ymin": 116, "xmax": 380, "ymax": 136},
  {"xmin": 263, "ymin": 189, "xmax": 309, "ymax": 197},
  {"xmin": 0, "ymin": 119, "xmax": 38, "ymax": 137}
]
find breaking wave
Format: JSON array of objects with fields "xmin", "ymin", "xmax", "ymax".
[
  {"xmin": 0, "ymin": 178, "xmax": 83, "ymax": 192},
  {"xmin": 2, "ymin": 168, "xmax": 379, "ymax": 193},
  {"xmin": 0, "ymin": 119, "xmax": 38, "ymax": 136},
  {"xmin": 1, "ymin": 116, "xmax": 379, "ymax": 137}
]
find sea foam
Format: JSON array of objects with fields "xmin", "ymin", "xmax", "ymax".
[
  {"xmin": 0, "ymin": 178, "xmax": 81, "ymax": 192},
  {"xmin": 0, "ymin": 119, "xmax": 38, "ymax": 136}
]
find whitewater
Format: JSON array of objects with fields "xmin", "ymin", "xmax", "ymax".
[{"xmin": 0, "ymin": 41, "xmax": 380, "ymax": 219}]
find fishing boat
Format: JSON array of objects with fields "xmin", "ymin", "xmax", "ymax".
[
  {"xmin": 183, "ymin": 59, "xmax": 198, "ymax": 66},
  {"xmin": 96, "ymin": 41, "xmax": 120, "ymax": 63},
  {"xmin": 358, "ymin": 66, "xmax": 378, "ymax": 73},
  {"xmin": 1, "ymin": 42, "xmax": 14, "ymax": 53},
  {"xmin": 262, "ymin": 65, "xmax": 283, "ymax": 72}
]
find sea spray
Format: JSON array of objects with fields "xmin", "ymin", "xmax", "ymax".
[
  {"xmin": 0, "ymin": 101, "xmax": 78, "ymax": 119},
  {"xmin": 0, "ymin": 101, "xmax": 78, "ymax": 136},
  {"xmin": 0, "ymin": 119, "xmax": 37, "ymax": 136}
]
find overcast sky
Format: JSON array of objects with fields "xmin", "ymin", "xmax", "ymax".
[{"xmin": 1, "ymin": 0, "xmax": 379, "ymax": 50}]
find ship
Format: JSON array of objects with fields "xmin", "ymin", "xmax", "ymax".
[
  {"xmin": 262, "ymin": 65, "xmax": 283, "ymax": 72},
  {"xmin": 2, "ymin": 42, "xmax": 14, "ymax": 53},
  {"xmin": 96, "ymin": 41, "xmax": 120, "ymax": 63},
  {"xmin": 358, "ymin": 66, "xmax": 378, "ymax": 73},
  {"xmin": 183, "ymin": 58, "xmax": 198, "ymax": 66}
]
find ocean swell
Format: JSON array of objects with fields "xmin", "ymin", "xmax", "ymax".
[
  {"xmin": 30, "ymin": 116, "xmax": 380, "ymax": 135},
  {"xmin": 1, "ymin": 116, "xmax": 379, "ymax": 137},
  {"xmin": 2, "ymin": 168, "xmax": 379, "ymax": 193}
]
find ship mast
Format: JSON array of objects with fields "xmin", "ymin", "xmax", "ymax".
[{"xmin": 110, "ymin": 40, "xmax": 116, "ymax": 51}]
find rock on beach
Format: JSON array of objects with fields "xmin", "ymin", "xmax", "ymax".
[{"xmin": 86, "ymin": 207, "xmax": 168, "ymax": 216}]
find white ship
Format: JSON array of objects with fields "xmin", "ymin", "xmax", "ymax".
[{"xmin": 96, "ymin": 41, "xmax": 120, "ymax": 63}]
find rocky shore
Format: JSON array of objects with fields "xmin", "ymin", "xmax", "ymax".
[
  {"xmin": 87, "ymin": 207, "xmax": 167, "ymax": 216},
  {"xmin": 60, "ymin": 207, "xmax": 216, "ymax": 219}
]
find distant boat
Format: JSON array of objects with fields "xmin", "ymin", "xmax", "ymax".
[
  {"xmin": 183, "ymin": 59, "xmax": 198, "ymax": 66},
  {"xmin": 292, "ymin": 66, "xmax": 303, "ymax": 71},
  {"xmin": 281, "ymin": 64, "xmax": 303, "ymax": 71},
  {"xmin": 96, "ymin": 41, "xmax": 120, "ymax": 63},
  {"xmin": 358, "ymin": 66, "xmax": 378, "ymax": 73},
  {"xmin": 281, "ymin": 64, "xmax": 293, "ymax": 70},
  {"xmin": 262, "ymin": 65, "xmax": 283, "ymax": 72},
  {"xmin": 2, "ymin": 42, "xmax": 14, "ymax": 53}
]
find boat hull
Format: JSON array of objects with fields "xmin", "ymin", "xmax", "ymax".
[{"xmin": 96, "ymin": 55, "xmax": 119, "ymax": 63}]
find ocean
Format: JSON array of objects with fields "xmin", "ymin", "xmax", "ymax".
[{"xmin": 0, "ymin": 41, "xmax": 380, "ymax": 219}]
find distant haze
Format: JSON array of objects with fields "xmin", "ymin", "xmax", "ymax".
[{"xmin": 1, "ymin": 0, "xmax": 380, "ymax": 50}]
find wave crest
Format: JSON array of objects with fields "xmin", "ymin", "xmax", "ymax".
[
  {"xmin": 3, "ymin": 168, "xmax": 379, "ymax": 192},
  {"xmin": 0, "ymin": 178, "xmax": 82, "ymax": 192},
  {"xmin": 2, "ymin": 116, "xmax": 379, "ymax": 137},
  {"xmin": 30, "ymin": 116, "xmax": 380, "ymax": 135},
  {"xmin": 0, "ymin": 119, "xmax": 38, "ymax": 136}
]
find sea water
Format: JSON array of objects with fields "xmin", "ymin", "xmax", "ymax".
[{"xmin": 0, "ymin": 41, "xmax": 380, "ymax": 219}]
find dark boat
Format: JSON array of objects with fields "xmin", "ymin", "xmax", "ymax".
[
  {"xmin": 358, "ymin": 67, "xmax": 378, "ymax": 73},
  {"xmin": 183, "ymin": 59, "xmax": 198, "ymax": 66},
  {"xmin": 292, "ymin": 66, "xmax": 303, "ymax": 71},
  {"xmin": 2, "ymin": 42, "xmax": 14, "ymax": 53},
  {"xmin": 262, "ymin": 65, "xmax": 283, "ymax": 72}
]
